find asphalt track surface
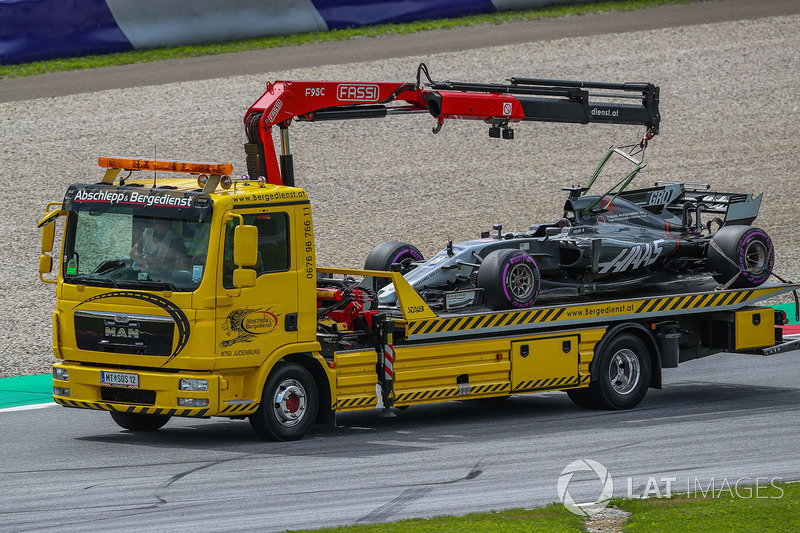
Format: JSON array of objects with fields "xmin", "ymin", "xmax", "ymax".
[
  {"xmin": 2, "ymin": 352, "xmax": 799, "ymax": 532},
  {"xmin": 3, "ymin": 1, "xmax": 800, "ymax": 531},
  {"xmin": 1, "ymin": 0, "xmax": 798, "ymax": 103}
]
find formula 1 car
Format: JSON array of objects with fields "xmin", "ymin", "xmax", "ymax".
[{"xmin": 367, "ymin": 147, "xmax": 774, "ymax": 311}]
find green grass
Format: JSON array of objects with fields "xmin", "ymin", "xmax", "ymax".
[
  {"xmin": 290, "ymin": 504, "xmax": 585, "ymax": 532},
  {"xmin": 287, "ymin": 481, "xmax": 799, "ymax": 532},
  {"xmin": 0, "ymin": 0, "xmax": 702, "ymax": 79},
  {"xmin": 616, "ymin": 480, "xmax": 800, "ymax": 533}
]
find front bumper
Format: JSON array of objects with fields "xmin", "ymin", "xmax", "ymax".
[{"xmin": 52, "ymin": 362, "xmax": 220, "ymax": 418}]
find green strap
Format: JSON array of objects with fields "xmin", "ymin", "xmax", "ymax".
[
  {"xmin": 581, "ymin": 166, "xmax": 642, "ymax": 217},
  {"xmin": 584, "ymin": 148, "xmax": 614, "ymax": 193}
]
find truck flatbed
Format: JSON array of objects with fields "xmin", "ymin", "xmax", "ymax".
[{"xmin": 374, "ymin": 275, "xmax": 798, "ymax": 342}]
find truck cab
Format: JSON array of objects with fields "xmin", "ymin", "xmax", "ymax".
[{"xmin": 42, "ymin": 157, "xmax": 325, "ymax": 437}]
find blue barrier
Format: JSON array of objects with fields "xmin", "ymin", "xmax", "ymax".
[
  {"xmin": 0, "ymin": 0, "xmax": 132, "ymax": 64},
  {"xmin": 0, "ymin": 0, "xmax": 579, "ymax": 64},
  {"xmin": 311, "ymin": 0, "xmax": 495, "ymax": 28}
]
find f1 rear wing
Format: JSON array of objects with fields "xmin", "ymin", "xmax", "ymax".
[{"xmin": 620, "ymin": 181, "xmax": 764, "ymax": 228}]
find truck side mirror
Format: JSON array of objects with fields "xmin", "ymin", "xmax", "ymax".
[
  {"xmin": 232, "ymin": 224, "xmax": 258, "ymax": 288},
  {"xmin": 233, "ymin": 268, "xmax": 256, "ymax": 288},
  {"xmin": 38, "ymin": 254, "xmax": 53, "ymax": 274},
  {"xmin": 38, "ymin": 208, "xmax": 63, "ymax": 253},
  {"xmin": 233, "ymin": 224, "xmax": 258, "ymax": 266},
  {"xmin": 41, "ymin": 221, "xmax": 55, "ymax": 253},
  {"xmin": 37, "ymin": 208, "xmax": 63, "ymax": 284}
]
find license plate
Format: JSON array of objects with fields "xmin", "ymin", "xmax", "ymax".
[{"xmin": 101, "ymin": 371, "xmax": 139, "ymax": 388}]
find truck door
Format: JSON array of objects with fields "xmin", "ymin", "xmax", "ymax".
[{"xmin": 214, "ymin": 209, "xmax": 297, "ymax": 366}]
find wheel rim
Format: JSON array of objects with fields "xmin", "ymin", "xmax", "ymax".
[
  {"xmin": 272, "ymin": 379, "xmax": 307, "ymax": 427},
  {"xmin": 743, "ymin": 239, "xmax": 769, "ymax": 275},
  {"xmin": 608, "ymin": 349, "xmax": 641, "ymax": 395},
  {"xmin": 507, "ymin": 263, "xmax": 534, "ymax": 300}
]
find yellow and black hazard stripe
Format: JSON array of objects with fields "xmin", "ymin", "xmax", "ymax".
[
  {"xmin": 394, "ymin": 382, "xmax": 509, "ymax": 403},
  {"xmin": 408, "ymin": 307, "xmax": 566, "ymax": 337},
  {"xmin": 333, "ymin": 395, "xmax": 377, "ymax": 410},
  {"xmin": 394, "ymin": 387, "xmax": 458, "ymax": 403},
  {"xmin": 471, "ymin": 382, "xmax": 511, "ymax": 395},
  {"xmin": 513, "ymin": 375, "xmax": 585, "ymax": 392},
  {"xmin": 406, "ymin": 286, "xmax": 787, "ymax": 340},
  {"xmin": 55, "ymin": 397, "xmax": 209, "ymax": 417},
  {"xmin": 633, "ymin": 289, "xmax": 754, "ymax": 314},
  {"xmin": 219, "ymin": 402, "xmax": 259, "ymax": 415}
]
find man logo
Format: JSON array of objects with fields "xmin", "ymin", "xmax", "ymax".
[
  {"xmin": 105, "ymin": 326, "xmax": 139, "ymax": 339},
  {"xmin": 557, "ymin": 459, "xmax": 614, "ymax": 516}
]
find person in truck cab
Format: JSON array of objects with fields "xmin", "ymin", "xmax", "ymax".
[{"xmin": 130, "ymin": 217, "xmax": 190, "ymax": 272}]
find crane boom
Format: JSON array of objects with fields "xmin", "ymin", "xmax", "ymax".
[{"xmin": 244, "ymin": 64, "xmax": 660, "ymax": 186}]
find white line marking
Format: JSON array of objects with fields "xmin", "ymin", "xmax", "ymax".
[
  {"xmin": 619, "ymin": 406, "xmax": 779, "ymax": 424},
  {"xmin": 0, "ymin": 402, "xmax": 58, "ymax": 413}
]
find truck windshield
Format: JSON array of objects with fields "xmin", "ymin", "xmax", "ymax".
[{"xmin": 63, "ymin": 207, "xmax": 211, "ymax": 292}]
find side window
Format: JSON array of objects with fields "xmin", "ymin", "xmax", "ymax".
[{"xmin": 223, "ymin": 212, "xmax": 290, "ymax": 288}]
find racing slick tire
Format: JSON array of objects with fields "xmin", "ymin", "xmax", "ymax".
[
  {"xmin": 110, "ymin": 411, "xmax": 171, "ymax": 431},
  {"xmin": 707, "ymin": 226, "xmax": 774, "ymax": 288},
  {"xmin": 477, "ymin": 249, "xmax": 540, "ymax": 311},
  {"xmin": 569, "ymin": 333, "xmax": 651, "ymax": 410},
  {"xmin": 364, "ymin": 241, "xmax": 424, "ymax": 289},
  {"xmin": 250, "ymin": 362, "xmax": 319, "ymax": 441}
]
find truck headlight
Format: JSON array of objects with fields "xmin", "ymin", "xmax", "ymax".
[
  {"xmin": 179, "ymin": 379, "xmax": 208, "ymax": 392},
  {"xmin": 53, "ymin": 387, "xmax": 71, "ymax": 397},
  {"xmin": 53, "ymin": 368, "xmax": 69, "ymax": 381}
]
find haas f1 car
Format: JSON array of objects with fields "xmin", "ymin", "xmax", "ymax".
[{"xmin": 369, "ymin": 147, "xmax": 774, "ymax": 311}]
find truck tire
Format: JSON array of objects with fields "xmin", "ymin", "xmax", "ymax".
[
  {"xmin": 565, "ymin": 387, "xmax": 594, "ymax": 409},
  {"xmin": 250, "ymin": 362, "xmax": 319, "ymax": 441},
  {"xmin": 110, "ymin": 411, "xmax": 171, "ymax": 431},
  {"xmin": 364, "ymin": 241, "xmax": 424, "ymax": 289},
  {"xmin": 707, "ymin": 225, "xmax": 773, "ymax": 288},
  {"xmin": 571, "ymin": 333, "xmax": 651, "ymax": 410},
  {"xmin": 477, "ymin": 249, "xmax": 540, "ymax": 311}
]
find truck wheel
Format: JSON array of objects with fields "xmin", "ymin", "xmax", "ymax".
[
  {"xmin": 580, "ymin": 334, "xmax": 651, "ymax": 410},
  {"xmin": 364, "ymin": 241, "xmax": 424, "ymax": 289},
  {"xmin": 477, "ymin": 249, "xmax": 540, "ymax": 311},
  {"xmin": 110, "ymin": 411, "xmax": 171, "ymax": 431},
  {"xmin": 250, "ymin": 362, "xmax": 319, "ymax": 441},
  {"xmin": 565, "ymin": 387, "xmax": 594, "ymax": 409},
  {"xmin": 707, "ymin": 226, "xmax": 773, "ymax": 288}
]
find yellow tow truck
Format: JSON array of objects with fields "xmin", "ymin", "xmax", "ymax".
[{"xmin": 39, "ymin": 66, "xmax": 798, "ymax": 440}]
